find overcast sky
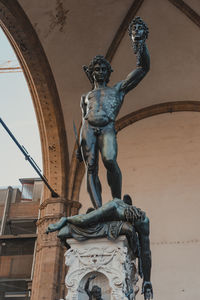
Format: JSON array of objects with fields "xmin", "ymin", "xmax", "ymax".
[{"xmin": 0, "ymin": 27, "xmax": 42, "ymax": 187}]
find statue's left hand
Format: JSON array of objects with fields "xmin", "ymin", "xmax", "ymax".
[{"xmin": 142, "ymin": 281, "xmax": 153, "ymax": 300}]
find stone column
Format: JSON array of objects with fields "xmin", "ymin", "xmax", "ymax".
[{"xmin": 30, "ymin": 197, "xmax": 81, "ymax": 300}]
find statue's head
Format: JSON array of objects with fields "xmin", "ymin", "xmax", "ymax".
[
  {"xmin": 91, "ymin": 285, "xmax": 102, "ymax": 299},
  {"xmin": 88, "ymin": 55, "xmax": 113, "ymax": 84},
  {"xmin": 128, "ymin": 16, "xmax": 149, "ymax": 42}
]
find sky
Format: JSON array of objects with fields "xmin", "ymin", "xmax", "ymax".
[{"xmin": 0, "ymin": 27, "xmax": 42, "ymax": 187}]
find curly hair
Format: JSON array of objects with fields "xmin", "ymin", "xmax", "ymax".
[
  {"xmin": 128, "ymin": 16, "xmax": 149, "ymax": 40},
  {"xmin": 88, "ymin": 55, "xmax": 113, "ymax": 84}
]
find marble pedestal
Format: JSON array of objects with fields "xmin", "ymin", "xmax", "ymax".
[{"xmin": 64, "ymin": 236, "xmax": 139, "ymax": 300}]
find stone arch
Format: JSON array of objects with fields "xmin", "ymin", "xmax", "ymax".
[
  {"xmin": 0, "ymin": 0, "xmax": 69, "ymax": 198},
  {"xmin": 69, "ymin": 100, "xmax": 200, "ymax": 202}
]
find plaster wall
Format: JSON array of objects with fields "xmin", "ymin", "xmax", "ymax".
[{"xmin": 80, "ymin": 112, "xmax": 200, "ymax": 300}]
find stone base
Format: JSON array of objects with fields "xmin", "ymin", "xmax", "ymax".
[{"xmin": 64, "ymin": 236, "xmax": 139, "ymax": 300}]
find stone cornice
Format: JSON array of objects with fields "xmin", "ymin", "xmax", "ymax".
[
  {"xmin": 36, "ymin": 214, "xmax": 64, "ymax": 226},
  {"xmin": 39, "ymin": 197, "xmax": 81, "ymax": 210}
]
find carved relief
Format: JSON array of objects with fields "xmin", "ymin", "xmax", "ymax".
[{"xmin": 64, "ymin": 237, "xmax": 139, "ymax": 300}]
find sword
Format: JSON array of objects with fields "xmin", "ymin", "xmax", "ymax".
[
  {"xmin": 83, "ymin": 65, "xmax": 94, "ymax": 89},
  {"xmin": 73, "ymin": 121, "xmax": 83, "ymax": 162},
  {"xmin": 73, "ymin": 120, "xmax": 80, "ymax": 149}
]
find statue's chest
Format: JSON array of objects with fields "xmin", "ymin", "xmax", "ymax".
[{"xmin": 86, "ymin": 89, "xmax": 120, "ymax": 110}]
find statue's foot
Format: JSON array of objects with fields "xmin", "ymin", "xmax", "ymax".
[{"xmin": 46, "ymin": 217, "xmax": 68, "ymax": 234}]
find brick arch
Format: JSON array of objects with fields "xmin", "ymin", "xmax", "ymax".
[
  {"xmin": 68, "ymin": 101, "xmax": 200, "ymax": 202},
  {"xmin": 0, "ymin": 0, "xmax": 69, "ymax": 198}
]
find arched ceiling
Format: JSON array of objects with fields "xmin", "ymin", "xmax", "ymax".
[{"xmin": 12, "ymin": 0, "xmax": 200, "ymax": 161}]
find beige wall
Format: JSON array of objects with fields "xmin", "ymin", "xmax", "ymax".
[{"xmin": 80, "ymin": 112, "xmax": 200, "ymax": 299}]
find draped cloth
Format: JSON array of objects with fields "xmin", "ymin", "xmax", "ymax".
[{"xmin": 58, "ymin": 221, "xmax": 124, "ymax": 241}]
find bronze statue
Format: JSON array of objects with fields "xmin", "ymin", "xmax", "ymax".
[
  {"xmin": 77, "ymin": 17, "xmax": 150, "ymax": 208},
  {"xmin": 46, "ymin": 195, "xmax": 153, "ymax": 300},
  {"xmin": 84, "ymin": 275, "xmax": 103, "ymax": 300},
  {"xmin": 47, "ymin": 17, "xmax": 153, "ymax": 300}
]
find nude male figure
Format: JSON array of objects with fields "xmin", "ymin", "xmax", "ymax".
[{"xmin": 79, "ymin": 17, "xmax": 150, "ymax": 208}]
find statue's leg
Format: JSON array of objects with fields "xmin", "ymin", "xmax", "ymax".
[
  {"xmin": 99, "ymin": 126, "xmax": 122, "ymax": 199},
  {"xmin": 94, "ymin": 154, "xmax": 102, "ymax": 199},
  {"xmin": 87, "ymin": 150, "xmax": 102, "ymax": 207},
  {"xmin": 81, "ymin": 122, "xmax": 102, "ymax": 208},
  {"xmin": 57, "ymin": 224, "xmax": 71, "ymax": 239},
  {"xmin": 67, "ymin": 200, "xmax": 118, "ymax": 227}
]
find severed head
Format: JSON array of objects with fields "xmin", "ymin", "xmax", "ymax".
[{"xmin": 128, "ymin": 16, "xmax": 149, "ymax": 53}]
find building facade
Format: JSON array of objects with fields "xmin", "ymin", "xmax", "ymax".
[{"xmin": 0, "ymin": 179, "xmax": 42, "ymax": 300}]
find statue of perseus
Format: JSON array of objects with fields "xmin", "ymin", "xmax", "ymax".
[
  {"xmin": 47, "ymin": 17, "xmax": 153, "ymax": 300},
  {"xmin": 77, "ymin": 16, "xmax": 150, "ymax": 208}
]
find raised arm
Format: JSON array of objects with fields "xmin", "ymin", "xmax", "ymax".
[
  {"xmin": 84, "ymin": 275, "xmax": 96, "ymax": 298},
  {"xmin": 119, "ymin": 44, "xmax": 150, "ymax": 94},
  {"xmin": 84, "ymin": 278, "xmax": 91, "ymax": 297},
  {"xmin": 117, "ymin": 17, "xmax": 150, "ymax": 95}
]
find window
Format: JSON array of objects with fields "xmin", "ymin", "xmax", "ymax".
[{"xmin": 21, "ymin": 184, "xmax": 33, "ymax": 201}]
